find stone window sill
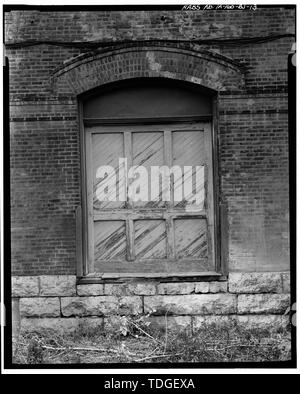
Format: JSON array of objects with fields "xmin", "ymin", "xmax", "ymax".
[{"xmin": 77, "ymin": 271, "xmax": 227, "ymax": 284}]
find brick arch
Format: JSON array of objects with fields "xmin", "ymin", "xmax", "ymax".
[{"xmin": 51, "ymin": 45, "xmax": 245, "ymax": 96}]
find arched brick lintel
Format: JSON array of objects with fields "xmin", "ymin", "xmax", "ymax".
[{"xmin": 51, "ymin": 46, "xmax": 245, "ymax": 96}]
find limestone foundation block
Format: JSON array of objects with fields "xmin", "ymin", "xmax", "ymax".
[
  {"xmin": 282, "ymin": 273, "xmax": 290, "ymax": 293},
  {"xmin": 236, "ymin": 315, "xmax": 290, "ymax": 331},
  {"xmin": 237, "ymin": 294, "xmax": 290, "ymax": 314},
  {"xmin": 144, "ymin": 294, "xmax": 237, "ymax": 315},
  {"xmin": 209, "ymin": 281, "xmax": 228, "ymax": 293},
  {"xmin": 157, "ymin": 282, "xmax": 195, "ymax": 295},
  {"xmin": 77, "ymin": 284, "xmax": 104, "ymax": 296},
  {"xmin": 39, "ymin": 275, "xmax": 76, "ymax": 296},
  {"xmin": 104, "ymin": 283, "xmax": 156, "ymax": 296},
  {"xmin": 12, "ymin": 276, "xmax": 39, "ymax": 297},
  {"xmin": 193, "ymin": 314, "xmax": 290, "ymax": 332},
  {"xmin": 228, "ymin": 272, "xmax": 282, "ymax": 294},
  {"xmin": 194, "ymin": 282, "xmax": 210, "ymax": 293},
  {"xmin": 20, "ymin": 297, "xmax": 60, "ymax": 317},
  {"xmin": 61, "ymin": 295, "xmax": 143, "ymax": 317},
  {"xmin": 21, "ymin": 317, "xmax": 104, "ymax": 333},
  {"xmin": 193, "ymin": 315, "xmax": 236, "ymax": 330},
  {"xmin": 149, "ymin": 315, "xmax": 192, "ymax": 331}
]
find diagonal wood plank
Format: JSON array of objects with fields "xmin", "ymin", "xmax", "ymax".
[
  {"xmin": 94, "ymin": 221, "xmax": 127, "ymax": 261},
  {"xmin": 172, "ymin": 130, "xmax": 206, "ymax": 210},
  {"xmin": 174, "ymin": 218, "xmax": 208, "ymax": 259},
  {"xmin": 132, "ymin": 132, "xmax": 165, "ymax": 208},
  {"xmin": 135, "ymin": 220, "xmax": 167, "ymax": 259},
  {"xmin": 92, "ymin": 133, "xmax": 125, "ymax": 210}
]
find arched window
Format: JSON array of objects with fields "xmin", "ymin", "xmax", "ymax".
[{"xmin": 80, "ymin": 78, "xmax": 220, "ymax": 278}]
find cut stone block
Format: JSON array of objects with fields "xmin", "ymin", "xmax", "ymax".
[
  {"xmin": 157, "ymin": 282, "xmax": 195, "ymax": 295},
  {"xmin": 40, "ymin": 275, "xmax": 76, "ymax": 296},
  {"xmin": 209, "ymin": 281, "xmax": 228, "ymax": 293},
  {"xmin": 236, "ymin": 315, "xmax": 290, "ymax": 331},
  {"xmin": 105, "ymin": 283, "xmax": 156, "ymax": 296},
  {"xmin": 194, "ymin": 282, "xmax": 210, "ymax": 293},
  {"xmin": 193, "ymin": 315, "xmax": 236, "ymax": 330},
  {"xmin": 144, "ymin": 294, "xmax": 237, "ymax": 315},
  {"xmin": 237, "ymin": 294, "xmax": 290, "ymax": 314},
  {"xmin": 281, "ymin": 273, "xmax": 290, "ymax": 293},
  {"xmin": 61, "ymin": 296, "xmax": 143, "ymax": 317},
  {"xmin": 21, "ymin": 317, "xmax": 104, "ymax": 333},
  {"xmin": 77, "ymin": 284, "xmax": 104, "ymax": 296},
  {"xmin": 20, "ymin": 297, "xmax": 60, "ymax": 317},
  {"xmin": 228, "ymin": 273, "xmax": 282, "ymax": 294},
  {"xmin": 12, "ymin": 276, "xmax": 39, "ymax": 297},
  {"xmin": 129, "ymin": 283, "xmax": 156, "ymax": 295}
]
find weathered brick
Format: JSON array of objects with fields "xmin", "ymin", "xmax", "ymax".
[
  {"xmin": 9, "ymin": 9, "xmax": 293, "ymax": 277},
  {"xmin": 61, "ymin": 296, "xmax": 143, "ymax": 317},
  {"xmin": 12, "ymin": 276, "xmax": 39, "ymax": 297},
  {"xmin": 237, "ymin": 294, "xmax": 290, "ymax": 314},
  {"xmin": 8, "ymin": 8, "xmax": 292, "ymax": 322},
  {"xmin": 20, "ymin": 297, "xmax": 60, "ymax": 317},
  {"xmin": 39, "ymin": 275, "xmax": 76, "ymax": 296},
  {"xmin": 229, "ymin": 273, "xmax": 282, "ymax": 294},
  {"xmin": 144, "ymin": 294, "xmax": 237, "ymax": 315}
]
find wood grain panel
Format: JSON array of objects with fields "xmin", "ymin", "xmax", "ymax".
[
  {"xmin": 135, "ymin": 220, "xmax": 167, "ymax": 259},
  {"xmin": 92, "ymin": 133, "xmax": 125, "ymax": 210},
  {"xmin": 174, "ymin": 218, "xmax": 208, "ymax": 259},
  {"xmin": 172, "ymin": 130, "xmax": 205, "ymax": 210},
  {"xmin": 85, "ymin": 123, "xmax": 215, "ymax": 276},
  {"xmin": 132, "ymin": 132, "xmax": 165, "ymax": 208},
  {"xmin": 94, "ymin": 220, "xmax": 126, "ymax": 261}
]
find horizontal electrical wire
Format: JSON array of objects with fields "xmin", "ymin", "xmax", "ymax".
[{"xmin": 4, "ymin": 34, "xmax": 295, "ymax": 50}]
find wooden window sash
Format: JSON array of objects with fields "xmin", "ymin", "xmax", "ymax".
[{"xmin": 85, "ymin": 122, "xmax": 215, "ymax": 274}]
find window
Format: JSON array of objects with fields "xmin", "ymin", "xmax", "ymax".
[{"xmin": 80, "ymin": 79, "xmax": 219, "ymax": 277}]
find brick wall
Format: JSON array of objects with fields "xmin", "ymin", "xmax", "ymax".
[{"xmin": 6, "ymin": 8, "xmax": 294, "ymax": 275}]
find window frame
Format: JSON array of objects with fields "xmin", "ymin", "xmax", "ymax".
[{"xmin": 77, "ymin": 92, "xmax": 227, "ymax": 282}]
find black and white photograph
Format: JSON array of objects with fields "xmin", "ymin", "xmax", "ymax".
[{"xmin": 1, "ymin": 1, "xmax": 297, "ymax": 374}]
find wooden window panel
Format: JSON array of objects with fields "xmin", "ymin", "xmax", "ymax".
[
  {"xmin": 132, "ymin": 132, "xmax": 165, "ymax": 208},
  {"xmin": 174, "ymin": 218, "xmax": 208, "ymax": 259},
  {"xmin": 135, "ymin": 220, "xmax": 167, "ymax": 259},
  {"xmin": 172, "ymin": 130, "xmax": 206, "ymax": 210},
  {"xmin": 85, "ymin": 123, "xmax": 215, "ymax": 275},
  {"xmin": 92, "ymin": 133, "xmax": 125, "ymax": 210},
  {"xmin": 94, "ymin": 220, "xmax": 127, "ymax": 261}
]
